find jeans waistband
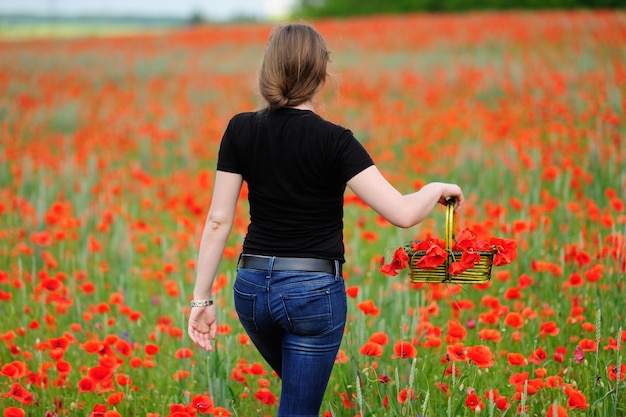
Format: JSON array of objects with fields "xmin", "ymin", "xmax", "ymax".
[{"xmin": 240, "ymin": 254, "xmax": 340, "ymax": 275}]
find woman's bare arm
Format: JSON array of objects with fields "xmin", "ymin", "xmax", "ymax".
[{"xmin": 347, "ymin": 165, "xmax": 464, "ymax": 228}]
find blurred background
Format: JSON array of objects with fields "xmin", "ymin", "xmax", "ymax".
[{"xmin": 0, "ymin": 0, "xmax": 624, "ymax": 39}]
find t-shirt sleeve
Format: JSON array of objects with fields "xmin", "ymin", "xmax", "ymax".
[
  {"xmin": 216, "ymin": 117, "xmax": 241, "ymax": 174},
  {"xmin": 335, "ymin": 129, "xmax": 375, "ymax": 183}
]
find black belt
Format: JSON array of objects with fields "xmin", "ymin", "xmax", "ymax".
[{"xmin": 240, "ymin": 254, "xmax": 340, "ymax": 275}]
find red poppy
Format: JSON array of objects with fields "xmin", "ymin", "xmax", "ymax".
[
  {"xmin": 452, "ymin": 228, "xmax": 476, "ymax": 251},
  {"xmin": 465, "ymin": 391, "xmax": 485, "ymax": 411},
  {"xmin": 357, "ymin": 300, "xmax": 381, "ymax": 316},
  {"xmin": 578, "ymin": 338, "xmax": 597, "ymax": 352},
  {"xmin": 607, "ymin": 363, "xmax": 625, "ymax": 381},
  {"xmin": 446, "ymin": 320, "xmax": 467, "ymax": 341},
  {"xmin": 504, "ymin": 312, "xmax": 524, "ymax": 329},
  {"xmin": 359, "ymin": 342, "xmax": 384, "ymax": 358},
  {"xmin": 379, "ymin": 247, "xmax": 410, "ymax": 276},
  {"xmin": 345, "ymin": 286, "xmax": 359, "ymax": 298},
  {"xmin": 528, "ymin": 347, "xmax": 547, "ymax": 364},
  {"xmin": 106, "ymin": 392, "xmax": 124, "ymax": 405},
  {"xmin": 6, "ymin": 383, "xmax": 33, "ymax": 405},
  {"xmin": 397, "ymin": 387, "xmax": 416, "ymax": 403},
  {"xmin": 212, "ymin": 407, "xmax": 232, "ymax": 417},
  {"xmin": 3, "ymin": 407, "xmax": 25, "ymax": 417},
  {"xmin": 584, "ymin": 264, "xmax": 603, "ymax": 282},
  {"xmin": 88, "ymin": 404, "xmax": 108, "ymax": 417},
  {"xmin": 391, "ymin": 340, "xmax": 417, "ymax": 359},
  {"xmin": 478, "ymin": 328, "xmax": 501, "ymax": 343},
  {"xmin": 173, "ymin": 370, "xmax": 190, "ymax": 381},
  {"xmin": 564, "ymin": 386, "xmax": 588, "ymax": 410},
  {"xmin": 507, "ymin": 353, "xmax": 526, "ymax": 366},
  {"xmin": 254, "ymin": 389, "xmax": 277, "ymax": 405},
  {"xmin": 484, "ymin": 389, "xmax": 509, "ymax": 411},
  {"xmin": 467, "ymin": 345, "xmax": 494, "ymax": 368},
  {"xmin": 247, "ymin": 363, "xmax": 268, "ymax": 375},
  {"xmin": 175, "ymin": 348, "xmax": 194, "ymax": 359},
  {"xmin": 416, "ymin": 244, "xmax": 447, "ymax": 269},
  {"xmin": 191, "ymin": 394, "xmax": 215, "ymax": 414},
  {"xmin": 114, "ymin": 339, "xmax": 132, "ymax": 357},
  {"xmin": 368, "ymin": 332, "xmax": 389, "ymax": 346},
  {"xmin": 88, "ymin": 366, "xmax": 114, "ymax": 382},
  {"xmin": 546, "ymin": 403, "xmax": 568, "ymax": 417},
  {"xmin": 489, "ymin": 237, "xmax": 517, "ymax": 266},
  {"xmin": 78, "ymin": 377, "xmax": 97, "ymax": 393},
  {"xmin": 540, "ymin": 321, "xmax": 559, "ymax": 337},
  {"xmin": 446, "ymin": 343, "xmax": 466, "ymax": 362}
]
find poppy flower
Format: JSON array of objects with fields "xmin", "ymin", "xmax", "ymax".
[
  {"xmin": 191, "ymin": 394, "xmax": 214, "ymax": 414},
  {"xmin": 368, "ymin": 332, "xmax": 389, "ymax": 346},
  {"xmin": 335, "ymin": 349, "xmax": 349, "ymax": 364},
  {"xmin": 528, "ymin": 347, "xmax": 547, "ymax": 364},
  {"xmin": 379, "ymin": 247, "xmax": 410, "ymax": 276},
  {"xmin": 247, "ymin": 363, "xmax": 268, "ymax": 375},
  {"xmin": 173, "ymin": 370, "xmax": 190, "ymax": 381},
  {"xmin": 88, "ymin": 365, "xmax": 114, "ymax": 382},
  {"xmin": 4, "ymin": 407, "xmax": 25, "ymax": 417},
  {"xmin": 212, "ymin": 407, "xmax": 232, "ymax": 417},
  {"xmin": 446, "ymin": 320, "xmax": 467, "ymax": 341},
  {"xmin": 546, "ymin": 403, "xmax": 568, "ymax": 417},
  {"xmin": 452, "ymin": 228, "xmax": 476, "ymax": 251},
  {"xmin": 465, "ymin": 391, "xmax": 485, "ymax": 411},
  {"xmin": 106, "ymin": 392, "xmax": 124, "ymax": 405},
  {"xmin": 175, "ymin": 348, "xmax": 194, "ymax": 359},
  {"xmin": 6, "ymin": 383, "xmax": 33, "ymax": 405},
  {"xmin": 359, "ymin": 342, "xmax": 384, "ymax": 358},
  {"xmin": 78, "ymin": 377, "xmax": 97, "ymax": 393},
  {"xmin": 540, "ymin": 321, "xmax": 559, "ymax": 337},
  {"xmin": 254, "ymin": 389, "xmax": 277, "ymax": 405},
  {"xmin": 416, "ymin": 244, "xmax": 447, "ymax": 269},
  {"xmin": 490, "ymin": 237, "xmax": 517, "ymax": 266},
  {"xmin": 88, "ymin": 404, "xmax": 108, "ymax": 417},
  {"xmin": 507, "ymin": 352, "xmax": 526, "ymax": 366},
  {"xmin": 391, "ymin": 340, "xmax": 417, "ymax": 359},
  {"xmin": 357, "ymin": 300, "xmax": 381, "ymax": 316},
  {"xmin": 446, "ymin": 343, "xmax": 466, "ymax": 362},
  {"xmin": 478, "ymin": 328, "xmax": 501, "ymax": 343},
  {"xmin": 145, "ymin": 343, "xmax": 160, "ymax": 355},
  {"xmin": 578, "ymin": 338, "xmax": 597, "ymax": 352},
  {"xmin": 467, "ymin": 345, "xmax": 494, "ymax": 368},
  {"xmin": 397, "ymin": 387, "xmax": 416, "ymax": 403},
  {"xmin": 607, "ymin": 363, "xmax": 625, "ymax": 381},
  {"xmin": 564, "ymin": 386, "xmax": 589, "ymax": 410},
  {"xmin": 504, "ymin": 312, "xmax": 524, "ymax": 329},
  {"xmin": 345, "ymin": 286, "xmax": 359, "ymax": 298}
]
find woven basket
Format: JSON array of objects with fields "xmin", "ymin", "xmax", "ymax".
[{"xmin": 409, "ymin": 202, "xmax": 494, "ymax": 284}]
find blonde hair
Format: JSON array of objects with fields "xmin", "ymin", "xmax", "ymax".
[{"xmin": 258, "ymin": 23, "xmax": 330, "ymax": 109}]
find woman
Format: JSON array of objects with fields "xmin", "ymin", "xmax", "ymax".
[{"xmin": 187, "ymin": 23, "xmax": 464, "ymax": 417}]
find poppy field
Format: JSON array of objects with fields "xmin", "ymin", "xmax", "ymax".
[{"xmin": 1, "ymin": 10, "xmax": 625, "ymax": 417}]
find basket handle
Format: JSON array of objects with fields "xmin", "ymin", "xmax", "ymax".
[{"xmin": 445, "ymin": 199, "xmax": 456, "ymax": 251}]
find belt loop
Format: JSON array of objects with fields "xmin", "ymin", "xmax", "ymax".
[
  {"xmin": 236, "ymin": 253, "xmax": 242, "ymax": 271},
  {"xmin": 267, "ymin": 256, "xmax": 275, "ymax": 278},
  {"xmin": 334, "ymin": 260, "xmax": 340, "ymax": 280}
]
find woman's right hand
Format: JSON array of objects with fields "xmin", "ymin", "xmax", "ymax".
[{"xmin": 435, "ymin": 183, "xmax": 464, "ymax": 210}]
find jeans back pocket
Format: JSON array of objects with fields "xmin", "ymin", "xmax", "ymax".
[
  {"xmin": 234, "ymin": 287, "xmax": 259, "ymax": 333},
  {"xmin": 281, "ymin": 289, "xmax": 333, "ymax": 336}
]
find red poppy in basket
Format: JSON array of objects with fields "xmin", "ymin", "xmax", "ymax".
[{"xmin": 379, "ymin": 227, "xmax": 517, "ymax": 277}]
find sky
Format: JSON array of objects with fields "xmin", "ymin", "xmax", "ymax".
[{"xmin": 0, "ymin": 0, "xmax": 297, "ymax": 20}]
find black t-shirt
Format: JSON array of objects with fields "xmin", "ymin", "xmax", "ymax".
[{"xmin": 217, "ymin": 107, "xmax": 374, "ymax": 262}]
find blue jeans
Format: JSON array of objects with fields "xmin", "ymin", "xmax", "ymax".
[{"xmin": 234, "ymin": 258, "xmax": 347, "ymax": 417}]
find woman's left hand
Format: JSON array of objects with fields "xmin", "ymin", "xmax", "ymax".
[{"xmin": 188, "ymin": 306, "xmax": 217, "ymax": 351}]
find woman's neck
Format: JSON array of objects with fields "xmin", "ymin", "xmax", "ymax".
[{"xmin": 289, "ymin": 100, "xmax": 314, "ymax": 111}]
